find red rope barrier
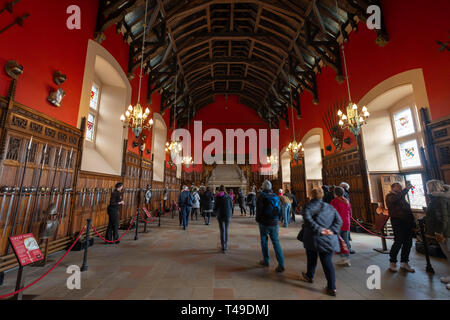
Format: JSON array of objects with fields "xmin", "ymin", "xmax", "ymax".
[
  {"xmin": 91, "ymin": 213, "xmax": 138, "ymax": 243},
  {"xmin": 351, "ymin": 217, "xmax": 394, "ymax": 240},
  {"xmin": 0, "ymin": 225, "xmax": 86, "ymax": 300}
]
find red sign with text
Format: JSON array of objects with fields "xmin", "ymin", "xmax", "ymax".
[
  {"xmin": 9, "ymin": 234, "xmax": 43, "ymax": 267},
  {"xmin": 142, "ymin": 207, "xmax": 152, "ymax": 218}
]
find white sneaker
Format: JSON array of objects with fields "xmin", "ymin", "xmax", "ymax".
[
  {"xmin": 389, "ymin": 262, "xmax": 398, "ymax": 272},
  {"xmin": 400, "ymin": 263, "xmax": 415, "ymax": 273},
  {"xmin": 440, "ymin": 276, "xmax": 450, "ymax": 284},
  {"xmin": 336, "ymin": 258, "xmax": 351, "ymax": 267},
  {"xmin": 446, "ymin": 283, "xmax": 450, "ymax": 290}
]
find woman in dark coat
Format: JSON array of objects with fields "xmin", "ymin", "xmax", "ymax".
[
  {"xmin": 214, "ymin": 185, "xmax": 233, "ymax": 253},
  {"xmin": 299, "ymin": 187, "xmax": 342, "ymax": 296},
  {"xmin": 238, "ymin": 188, "xmax": 247, "ymax": 216},
  {"xmin": 106, "ymin": 182, "xmax": 124, "ymax": 244},
  {"xmin": 201, "ymin": 187, "xmax": 215, "ymax": 225}
]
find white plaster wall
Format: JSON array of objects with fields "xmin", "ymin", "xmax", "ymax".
[
  {"xmin": 304, "ymin": 136, "xmax": 322, "ymax": 180},
  {"xmin": 79, "ymin": 40, "xmax": 131, "ymax": 176},
  {"xmin": 95, "ymin": 85, "xmax": 127, "ymax": 174},
  {"xmin": 152, "ymin": 114, "xmax": 167, "ymax": 182},
  {"xmin": 361, "ymin": 109, "xmax": 399, "ymax": 172},
  {"xmin": 281, "ymin": 149, "xmax": 291, "ymax": 183}
]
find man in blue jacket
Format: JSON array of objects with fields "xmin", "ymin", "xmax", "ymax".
[
  {"xmin": 178, "ymin": 185, "xmax": 194, "ymax": 230},
  {"xmin": 255, "ymin": 180, "xmax": 285, "ymax": 273}
]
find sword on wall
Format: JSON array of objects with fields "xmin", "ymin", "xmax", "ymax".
[
  {"xmin": 28, "ymin": 143, "xmax": 48, "ymax": 233},
  {"xmin": 7, "ymin": 136, "xmax": 33, "ymax": 253}
]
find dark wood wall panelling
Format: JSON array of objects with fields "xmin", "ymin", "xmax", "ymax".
[
  {"xmin": 290, "ymin": 158, "xmax": 307, "ymax": 209},
  {"xmin": 0, "ymin": 97, "xmax": 84, "ymax": 263},
  {"xmin": 0, "ymin": 101, "xmax": 181, "ymax": 271},
  {"xmin": 421, "ymin": 109, "xmax": 450, "ymax": 184},
  {"xmin": 322, "ymin": 142, "xmax": 374, "ymax": 228}
]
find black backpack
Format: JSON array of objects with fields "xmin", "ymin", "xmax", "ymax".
[{"xmin": 261, "ymin": 192, "xmax": 281, "ymax": 218}]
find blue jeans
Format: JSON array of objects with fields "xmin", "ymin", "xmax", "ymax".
[
  {"xmin": 218, "ymin": 218, "xmax": 230, "ymax": 250},
  {"xmin": 258, "ymin": 224, "xmax": 285, "ymax": 268},
  {"xmin": 306, "ymin": 249, "xmax": 336, "ymax": 290},
  {"xmin": 181, "ymin": 207, "xmax": 190, "ymax": 228},
  {"xmin": 283, "ymin": 203, "xmax": 291, "ymax": 227},
  {"xmin": 340, "ymin": 230, "xmax": 351, "ymax": 259}
]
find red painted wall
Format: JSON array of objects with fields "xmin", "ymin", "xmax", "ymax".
[
  {"xmin": 280, "ymin": 0, "xmax": 450, "ymax": 154},
  {"xmin": 183, "ymin": 94, "xmax": 270, "ymax": 173},
  {"xmin": 1, "ymin": 0, "xmax": 448, "ymax": 168},
  {"xmin": 0, "ymin": 0, "xmax": 99, "ymax": 127}
]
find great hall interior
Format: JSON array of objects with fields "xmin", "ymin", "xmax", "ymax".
[{"xmin": 0, "ymin": 0, "xmax": 449, "ymax": 302}]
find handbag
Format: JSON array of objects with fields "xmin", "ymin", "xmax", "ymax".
[
  {"xmin": 337, "ymin": 235, "xmax": 349, "ymax": 255},
  {"xmin": 297, "ymin": 228, "xmax": 304, "ymax": 242}
]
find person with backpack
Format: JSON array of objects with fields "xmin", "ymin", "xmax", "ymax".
[
  {"xmin": 214, "ymin": 185, "xmax": 233, "ymax": 253},
  {"xmin": 286, "ymin": 189, "xmax": 298, "ymax": 222},
  {"xmin": 255, "ymin": 180, "xmax": 285, "ymax": 273},
  {"xmin": 191, "ymin": 187, "xmax": 201, "ymax": 221},
  {"xmin": 299, "ymin": 187, "xmax": 342, "ymax": 296},
  {"xmin": 178, "ymin": 185, "xmax": 194, "ymax": 230},
  {"xmin": 279, "ymin": 189, "xmax": 293, "ymax": 228}
]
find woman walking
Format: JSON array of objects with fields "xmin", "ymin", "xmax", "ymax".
[
  {"xmin": 201, "ymin": 186, "xmax": 215, "ymax": 225},
  {"xmin": 331, "ymin": 186, "xmax": 352, "ymax": 267},
  {"xmin": 191, "ymin": 187, "xmax": 201, "ymax": 221},
  {"xmin": 215, "ymin": 185, "xmax": 233, "ymax": 253},
  {"xmin": 247, "ymin": 188, "xmax": 257, "ymax": 217},
  {"xmin": 426, "ymin": 180, "xmax": 450, "ymax": 290},
  {"xmin": 279, "ymin": 190, "xmax": 293, "ymax": 228},
  {"xmin": 105, "ymin": 182, "xmax": 125, "ymax": 244},
  {"xmin": 299, "ymin": 188, "xmax": 342, "ymax": 296}
]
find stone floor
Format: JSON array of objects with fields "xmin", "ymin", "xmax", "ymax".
[{"xmin": 1, "ymin": 210, "xmax": 449, "ymax": 300}]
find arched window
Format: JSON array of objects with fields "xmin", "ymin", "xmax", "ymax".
[
  {"xmin": 78, "ymin": 40, "xmax": 131, "ymax": 176},
  {"xmin": 359, "ymin": 69, "xmax": 429, "ymax": 209},
  {"xmin": 86, "ymin": 80, "xmax": 101, "ymax": 143}
]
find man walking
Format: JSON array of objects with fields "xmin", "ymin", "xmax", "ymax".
[
  {"xmin": 214, "ymin": 185, "xmax": 233, "ymax": 253},
  {"xmin": 256, "ymin": 180, "xmax": 285, "ymax": 273},
  {"xmin": 178, "ymin": 185, "xmax": 194, "ymax": 230},
  {"xmin": 386, "ymin": 182, "xmax": 416, "ymax": 272}
]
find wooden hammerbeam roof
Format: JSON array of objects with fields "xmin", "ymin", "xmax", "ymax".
[{"xmin": 95, "ymin": 0, "xmax": 388, "ymax": 128}]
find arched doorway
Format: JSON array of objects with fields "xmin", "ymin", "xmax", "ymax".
[
  {"xmin": 281, "ymin": 147, "xmax": 291, "ymax": 190},
  {"xmin": 302, "ymin": 129, "xmax": 324, "ymax": 197}
]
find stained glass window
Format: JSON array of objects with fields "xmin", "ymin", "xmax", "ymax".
[
  {"xmin": 86, "ymin": 113, "xmax": 96, "ymax": 142},
  {"xmin": 405, "ymin": 173, "xmax": 427, "ymax": 210},
  {"xmin": 394, "ymin": 108, "xmax": 415, "ymax": 138},
  {"xmin": 399, "ymin": 139, "xmax": 421, "ymax": 168},
  {"xmin": 90, "ymin": 84, "xmax": 100, "ymax": 110}
]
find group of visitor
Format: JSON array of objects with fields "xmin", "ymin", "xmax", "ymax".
[{"xmin": 105, "ymin": 176, "xmax": 450, "ymax": 296}]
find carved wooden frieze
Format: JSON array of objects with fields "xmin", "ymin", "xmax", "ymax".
[
  {"xmin": 6, "ymin": 103, "xmax": 81, "ymax": 148},
  {"xmin": 6, "ymin": 136, "xmax": 21, "ymax": 161}
]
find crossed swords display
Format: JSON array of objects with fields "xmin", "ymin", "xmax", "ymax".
[{"xmin": 0, "ymin": 1, "xmax": 29, "ymax": 35}]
